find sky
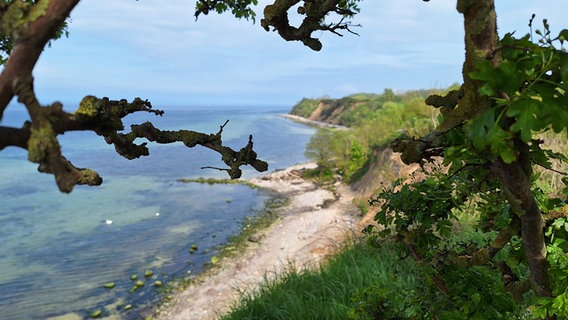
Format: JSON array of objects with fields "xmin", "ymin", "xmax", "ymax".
[{"xmin": 22, "ymin": 0, "xmax": 568, "ymax": 109}]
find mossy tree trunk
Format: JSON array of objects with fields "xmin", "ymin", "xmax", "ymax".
[{"xmin": 456, "ymin": 0, "xmax": 551, "ymax": 298}]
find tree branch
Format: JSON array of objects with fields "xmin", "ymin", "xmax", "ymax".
[
  {"xmin": 3, "ymin": 89, "xmax": 269, "ymax": 192},
  {"xmin": 260, "ymin": 0, "xmax": 359, "ymax": 51},
  {"xmin": 0, "ymin": 0, "xmax": 79, "ymax": 119},
  {"xmin": 0, "ymin": 124, "xmax": 30, "ymax": 150},
  {"xmin": 1, "ymin": 1, "xmax": 269, "ymax": 192}
]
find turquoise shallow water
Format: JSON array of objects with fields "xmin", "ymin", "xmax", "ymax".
[{"xmin": 0, "ymin": 106, "xmax": 315, "ymax": 319}]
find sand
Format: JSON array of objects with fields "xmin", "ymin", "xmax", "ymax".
[{"xmin": 154, "ymin": 162, "xmax": 361, "ymax": 320}]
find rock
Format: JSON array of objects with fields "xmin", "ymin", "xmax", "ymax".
[
  {"xmin": 90, "ymin": 310, "xmax": 102, "ymax": 318},
  {"xmin": 103, "ymin": 282, "xmax": 115, "ymax": 289},
  {"xmin": 247, "ymin": 235, "xmax": 262, "ymax": 243}
]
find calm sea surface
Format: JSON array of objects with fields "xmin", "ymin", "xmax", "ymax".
[{"xmin": 0, "ymin": 105, "xmax": 315, "ymax": 319}]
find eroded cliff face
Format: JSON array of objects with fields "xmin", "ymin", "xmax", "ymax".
[
  {"xmin": 350, "ymin": 147, "xmax": 419, "ymax": 197},
  {"xmin": 305, "ymin": 100, "xmax": 363, "ymax": 125},
  {"xmin": 290, "ymin": 95, "xmax": 372, "ymax": 126}
]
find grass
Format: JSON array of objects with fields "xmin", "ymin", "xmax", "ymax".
[
  {"xmin": 177, "ymin": 176, "xmax": 259, "ymax": 189},
  {"xmin": 220, "ymin": 239, "xmax": 419, "ymax": 320},
  {"xmin": 219, "ymin": 232, "xmax": 530, "ymax": 320}
]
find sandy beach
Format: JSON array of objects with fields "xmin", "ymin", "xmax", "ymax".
[
  {"xmin": 154, "ymin": 162, "xmax": 361, "ymax": 320},
  {"xmin": 279, "ymin": 114, "xmax": 349, "ymax": 130}
]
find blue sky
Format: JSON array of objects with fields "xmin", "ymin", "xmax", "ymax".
[{"xmin": 27, "ymin": 0, "xmax": 568, "ymax": 108}]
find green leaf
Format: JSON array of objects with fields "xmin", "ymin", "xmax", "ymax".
[
  {"xmin": 544, "ymin": 149, "xmax": 568, "ymax": 165},
  {"xmin": 215, "ymin": 3, "xmax": 227, "ymax": 13},
  {"xmin": 508, "ymin": 99, "xmax": 539, "ymax": 142},
  {"xmin": 471, "ymin": 293, "xmax": 481, "ymax": 306},
  {"xmin": 555, "ymin": 29, "xmax": 568, "ymax": 43},
  {"xmin": 436, "ymin": 220, "xmax": 452, "ymax": 239},
  {"xmin": 529, "ymin": 143, "xmax": 552, "ymax": 169},
  {"xmin": 560, "ymin": 52, "xmax": 568, "ymax": 83},
  {"xmin": 467, "ymin": 109, "xmax": 518, "ymax": 162},
  {"xmin": 551, "ymin": 291, "xmax": 568, "ymax": 318},
  {"xmin": 468, "ymin": 109, "xmax": 497, "ymax": 150},
  {"xmin": 499, "ymin": 147, "xmax": 517, "ymax": 164},
  {"xmin": 470, "ymin": 61, "xmax": 498, "ymax": 96}
]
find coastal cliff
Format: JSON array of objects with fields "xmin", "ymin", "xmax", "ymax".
[{"xmin": 288, "ymin": 90, "xmax": 433, "ymax": 199}]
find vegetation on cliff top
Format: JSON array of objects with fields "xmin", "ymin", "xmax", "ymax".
[{"xmin": 290, "ymin": 88, "xmax": 443, "ymax": 127}]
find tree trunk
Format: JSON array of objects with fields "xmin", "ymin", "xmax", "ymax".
[
  {"xmin": 0, "ymin": 0, "xmax": 80, "ymax": 117},
  {"xmin": 456, "ymin": 0, "xmax": 552, "ymax": 298},
  {"xmin": 491, "ymin": 158, "xmax": 551, "ymax": 297}
]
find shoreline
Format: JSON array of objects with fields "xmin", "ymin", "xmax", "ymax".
[
  {"xmin": 154, "ymin": 162, "xmax": 361, "ymax": 320},
  {"xmin": 279, "ymin": 114, "xmax": 349, "ymax": 130}
]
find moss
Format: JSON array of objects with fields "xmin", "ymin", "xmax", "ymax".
[
  {"xmin": 1, "ymin": 0, "xmax": 50, "ymax": 32},
  {"xmin": 79, "ymin": 169, "xmax": 103, "ymax": 185},
  {"xmin": 27, "ymin": 124, "xmax": 58, "ymax": 163},
  {"xmin": 28, "ymin": 0, "xmax": 50, "ymax": 22},
  {"xmin": 75, "ymin": 95, "xmax": 101, "ymax": 117},
  {"xmin": 435, "ymin": 0, "xmax": 497, "ymax": 134},
  {"xmin": 1, "ymin": 1, "xmax": 30, "ymax": 32}
]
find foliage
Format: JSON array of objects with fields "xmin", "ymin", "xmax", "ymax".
[
  {"xmin": 301, "ymin": 165, "xmax": 336, "ymax": 182},
  {"xmin": 468, "ymin": 20, "xmax": 568, "ymax": 164},
  {"xmin": 194, "ymin": 0, "xmax": 259, "ymax": 21},
  {"xmin": 535, "ymin": 217, "xmax": 568, "ymax": 318},
  {"xmin": 290, "ymin": 97, "xmax": 320, "ymax": 118},
  {"xmin": 367, "ymin": 16, "xmax": 568, "ymax": 319},
  {"xmin": 304, "ymin": 127, "xmax": 335, "ymax": 168},
  {"xmin": 193, "ymin": 0, "xmax": 363, "ymax": 51}
]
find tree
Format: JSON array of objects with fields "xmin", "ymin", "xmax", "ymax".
[
  {"xmin": 0, "ymin": 0, "xmax": 269, "ymax": 193},
  {"xmin": 377, "ymin": 2, "xmax": 568, "ymax": 318},
  {"xmin": 304, "ymin": 127, "xmax": 334, "ymax": 168}
]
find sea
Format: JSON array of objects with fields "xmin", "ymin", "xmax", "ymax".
[{"xmin": 0, "ymin": 105, "xmax": 316, "ymax": 319}]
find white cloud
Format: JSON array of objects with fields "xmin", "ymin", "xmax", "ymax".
[{"xmin": 27, "ymin": 0, "xmax": 568, "ymax": 107}]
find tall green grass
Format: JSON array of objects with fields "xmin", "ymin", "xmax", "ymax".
[
  {"xmin": 220, "ymin": 234, "xmax": 528, "ymax": 319},
  {"xmin": 220, "ymin": 239, "xmax": 418, "ymax": 320}
]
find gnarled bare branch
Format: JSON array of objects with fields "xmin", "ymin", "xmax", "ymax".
[
  {"xmin": 260, "ymin": 0, "xmax": 360, "ymax": 51},
  {"xmin": 2, "ymin": 85, "xmax": 269, "ymax": 192}
]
